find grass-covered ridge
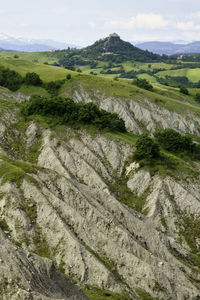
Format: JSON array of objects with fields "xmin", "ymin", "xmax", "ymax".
[
  {"xmin": 1, "ymin": 55, "xmax": 200, "ymax": 117},
  {"xmin": 0, "ymin": 57, "xmax": 75, "ymax": 82},
  {"xmin": 83, "ymin": 286, "xmax": 132, "ymax": 300},
  {"xmin": 0, "ymin": 153, "xmax": 39, "ymax": 186}
]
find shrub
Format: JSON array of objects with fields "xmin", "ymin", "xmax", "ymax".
[
  {"xmin": 179, "ymin": 86, "xmax": 189, "ymax": 95},
  {"xmin": 0, "ymin": 67, "xmax": 23, "ymax": 91},
  {"xmin": 65, "ymin": 66, "xmax": 75, "ymax": 71},
  {"xmin": 155, "ymin": 129, "xmax": 196, "ymax": 154},
  {"xmin": 155, "ymin": 129, "xmax": 183, "ymax": 152},
  {"xmin": 24, "ymin": 72, "xmax": 43, "ymax": 86},
  {"xmin": 134, "ymin": 134, "xmax": 160, "ymax": 160},
  {"xmin": 66, "ymin": 74, "xmax": 71, "ymax": 80},
  {"xmin": 45, "ymin": 81, "xmax": 62, "ymax": 96},
  {"xmin": 133, "ymin": 78, "xmax": 153, "ymax": 91}
]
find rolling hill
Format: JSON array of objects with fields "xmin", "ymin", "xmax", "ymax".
[{"xmin": 57, "ymin": 33, "xmax": 166, "ymax": 67}]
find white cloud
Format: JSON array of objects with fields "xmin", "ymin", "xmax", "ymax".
[
  {"xmin": 105, "ymin": 14, "xmax": 168, "ymax": 30},
  {"xmin": 19, "ymin": 23, "xmax": 28, "ymax": 27},
  {"xmin": 176, "ymin": 21, "xmax": 200, "ymax": 31},
  {"xmin": 182, "ymin": 31, "xmax": 200, "ymax": 41},
  {"xmin": 132, "ymin": 14, "xmax": 168, "ymax": 29},
  {"xmin": 189, "ymin": 11, "xmax": 200, "ymax": 19},
  {"xmin": 88, "ymin": 21, "xmax": 96, "ymax": 28}
]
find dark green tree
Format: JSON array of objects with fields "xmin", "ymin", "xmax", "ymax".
[
  {"xmin": 24, "ymin": 72, "xmax": 42, "ymax": 86},
  {"xmin": 155, "ymin": 129, "xmax": 194, "ymax": 153},
  {"xmin": 133, "ymin": 78, "xmax": 153, "ymax": 91},
  {"xmin": 179, "ymin": 86, "xmax": 189, "ymax": 95},
  {"xmin": 0, "ymin": 67, "xmax": 22, "ymax": 91},
  {"xmin": 66, "ymin": 74, "xmax": 71, "ymax": 80},
  {"xmin": 134, "ymin": 134, "xmax": 160, "ymax": 160},
  {"xmin": 45, "ymin": 81, "xmax": 62, "ymax": 96}
]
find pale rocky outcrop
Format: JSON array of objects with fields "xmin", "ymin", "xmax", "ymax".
[
  {"xmin": 65, "ymin": 85, "xmax": 200, "ymax": 135},
  {"xmin": 1, "ymin": 89, "xmax": 200, "ymax": 299},
  {"xmin": 0, "ymin": 126, "xmax": 200, "ymax": 299},
  {"xmin": 0, "ymin": 230, "xmax": 89, "ymax": 300}
]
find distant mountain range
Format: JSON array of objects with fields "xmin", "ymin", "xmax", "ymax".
[
  {"xmin": 0, "ymin": 33, "xmax": 79, "ymax": 52},
  {"xmin": 1, "ymin": 32, "xmax": 200, "ymax": 55},
  {"xmin": 135, "ymin": 41, "xmax": 200, "ymax": 55}
]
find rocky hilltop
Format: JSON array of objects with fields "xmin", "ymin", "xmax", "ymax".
[{"xmin": 0, "ymin": 84, "xmax": 200, "ymax": 299}]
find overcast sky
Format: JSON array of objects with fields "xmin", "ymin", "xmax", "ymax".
[{"xmin": 1, "ymin": 0, "xmax": 200, "ymax": 46}]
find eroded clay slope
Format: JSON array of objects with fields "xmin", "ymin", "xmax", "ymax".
[{"xmin": 0, "ymin": 115, "xmax": 200, "ymax": 299}]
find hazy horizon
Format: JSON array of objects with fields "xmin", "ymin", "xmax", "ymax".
[{"xmin": 1, "ymin": 0, "xmax": 200, "ymax": 46}]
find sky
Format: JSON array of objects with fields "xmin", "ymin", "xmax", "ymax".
[{"xmin": 1, "ymin": 0, "xmax": 200, "ymax": 46}]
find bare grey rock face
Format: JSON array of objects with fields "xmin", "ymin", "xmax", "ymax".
[
  {"xmin": 66, "ymin": 85, "xmax": 200, "ymax": 135},
  {"xmin": 1, "ymin": 125, "xmax": 200, "ymax": 299},
  {"xmin": 0, "ymin": 90, "xmax": 200, "ymax": 299},
  {"xmin": 0, "ymin": 230, "xmax": 89, "ymax": 299}
]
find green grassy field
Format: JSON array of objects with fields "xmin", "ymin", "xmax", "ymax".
[
  {"xmin": 122, "ymin": 62, "xmax": 175, "ymax": 72},
  {"xmin": 0, "ymin": 54, "xmax": 200, "ymax": 117},
  {"xmin": 156, "ymin": 68, "xmax": 188, "ymax": 78},
  {"xmin": 137, "ymin": 73, "xmax": 158, "ymax": 83},
  {"xmin": 60, "ymin": 73, "xmax": 200, "ymax": 118},
  {"xmin": 0, "ymin": 51, "xmax": 58, "ymax": 64},
  {"xmin": 187, "ymin": 68, "xmax": 200, "ymax": 82},
  {"xmin": 156, "ymin": 67, "xmax": 200, "ymax": 83},
  {"xmin": 0, "ymin": 57, "xmax": 75, "ymax": 82}
]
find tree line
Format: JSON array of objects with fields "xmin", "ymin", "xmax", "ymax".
[
  {"xmin": 135, "ymin": 129, "xmax": 200, "ymax": 161},
  {"xmin": 21, "ymin": 95, "xmax": 126, "ymax": 133}
]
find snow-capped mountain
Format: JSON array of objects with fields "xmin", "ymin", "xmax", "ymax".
[{"xmin": 0, "ymin": 33, "xmax": 79, "ymax": 52}]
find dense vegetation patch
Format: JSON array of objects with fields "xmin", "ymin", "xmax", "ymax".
[
  {"xmin": 21, "ymin": 95, "xmax": 126, "ymax": 132},
  {"xmin": 156, "ymin": 75, "xmax": 198, "ymax": 88},
  {"xmin": 0, "ymin": 66, "xmax": 23, "ymax": 91},
  {"xmin": 133, "ymin": 78, "xmax": 153, "ymax": 91},
  {"xmin": 154, "ymin": 129, "xmax": 200, "ymax": 159},
  {"xmin": 24, "ymin": 72, "xmax": 43, "ymax": 86},
  {"xmin": 132, "ymin": 131, "xmax": 199, "ymax": 179},
  {"xmin": 44, "ymin": 80, "xmax": 65, "ymax": 96},
  {"xmin": 134, "ymin": 134, "xmax": 160, "ymax": 160}
]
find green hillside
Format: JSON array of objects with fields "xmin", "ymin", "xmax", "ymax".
[
  {"xmin": 0, "ymin": 52, "xmax": 200, "ymax": 114},
  {"xmin": 0, "ymin": 51, "xmax": 58, "ymax": 64},
  {"xmin": 0, "ymin": 57, "xmax": 75, "ymax": 82}
]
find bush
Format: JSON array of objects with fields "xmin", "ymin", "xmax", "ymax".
[
  {"xmin": 133, "ymin": 78, "xmax": 153, "ymax": 91},
  {"xmin": 155, "ymin": 129, "xmax": 195, "ymax": 153},
  {"xmin": 134, "ymin": 134, "xmax": 160, "ymax": 160},
  {"xmin": 179, "ymin": 86, "xmax": 189, "ymax": 95},
  {"xmin": 66, "ymin": 74, "xmax": 71, "ymax": 80},
  {"xmin": 65, "ymin": 66, "xmax": 75, "ymax": 71},
  {"xmin": 24, "ymin": 72, "xmax": 43, "ymax": 86},
  {"xmin": 155, "ymin": 129, "xmax": 182, "ymax": 152},
  {"xmin": 0, "ymin": 67, "xmax": 23, "ymax": 91},
  {"xmin": 45, "ymin": 81, "xmax": 62, "ymax": 96},
  {"xmin": 195, "ymin": 93, "xmax": 200, "ymax": 103}
]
